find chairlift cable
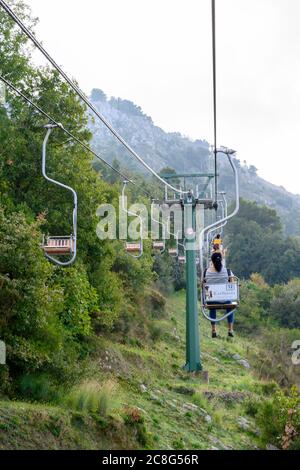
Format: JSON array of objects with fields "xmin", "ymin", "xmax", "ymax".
[
  {"xmin": 211, "ymin": 0, "xmax": 218, "ymax": 210},
  {"xmin": 0, "ymin": 74, "xmax": 152, "ymax": 198}
]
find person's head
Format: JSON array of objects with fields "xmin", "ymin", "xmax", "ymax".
[
  {"xmin": 216, "ymin": 234, "xmax": 221, "ymax": 239},
  {"xmin": 211, "ymin": 252, "xmax": 223, "ymax": 272}
]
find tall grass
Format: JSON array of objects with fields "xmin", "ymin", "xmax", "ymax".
[{"xmin": 65, "ymin": 380, "xmax": 118, "ymax": 417}]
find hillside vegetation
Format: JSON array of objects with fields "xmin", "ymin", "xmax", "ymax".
[
  {"xmin": 1, "ymin": 291, "xmax": 300, "ymax": 450},
  {"xmin": 226, "ymin": 199, "xmax": 300, "ymax": 285}
]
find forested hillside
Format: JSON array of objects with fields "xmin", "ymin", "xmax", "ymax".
[
  {"xmin": 0, "ymin": 0, "xmax": 157, "ymax": 400},
  {"xmin": 226, "ymin": 199, "xmax": 300, "ymax": 285},
  {"xmin": 90, "ymin": 90, "xmax": 300, "ymax": 236},
  {"xmin": 0, "ymin": 0, "xmax": 300, "ymax": 452}
]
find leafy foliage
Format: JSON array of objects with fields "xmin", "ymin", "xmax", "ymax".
[
  {"xmin": 236, "ymin": 274, "xmax": 273, "ymax": 333},
  {"xmin": 0, "ymin": 207, "xmax": 80, "ymax": 384},
  {"xmin": 270, "ymin": 279, "xmax": 300, "ymax": 329},
  {"xmin": 257, "ymin": 386, "xmax": 300, "ymax": 450},
  {"xmin": 0, "ymin": 1, "xmax": 158, "ymax": 394},
  {"xmin": 54, "ymin": 266, "xmax": 99, "ymax": 337},
  {"xmin": 226, "ymin": 199, "xmax": 300, "ymax": 284}
]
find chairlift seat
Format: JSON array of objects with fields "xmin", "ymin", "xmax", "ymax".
[
  {"xmin": 202, "ymin": 280, "xmax": 239, "ymax": 309},
  {"xmin": 43, "ymin": 236, "xmax": 74, "ymax": 255},
  {"xmin": 205, "ymin": 302, "xmax": 238, "ymax": 309},
  {"xmin": 169, "ymin": 248, "xmax": 178, "ymax": 257},
  {"xmin": 126, "ymin": 243, "xmax": 141, "ymax": 254},
  {"xmin": 152, "ymin": 241, "xmax": 165, "ymax": 251}
]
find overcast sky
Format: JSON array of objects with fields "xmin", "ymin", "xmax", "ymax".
[{"xmin": 25, "ymin": 0, "xmax": 300, "ymax": 195}]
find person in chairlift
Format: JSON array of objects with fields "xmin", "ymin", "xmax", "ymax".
[
  {"xmin": 204, "ymin": 252, "xmax": 235, "ymax": 338},
  {"xmin": 213, "ymin": 233, "xmax": 223, "ymax": 248}
]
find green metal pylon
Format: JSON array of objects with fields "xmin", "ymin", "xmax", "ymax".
[{"xmin": 184, "ymin": 193, "xmax": 202, "ymax": 372}]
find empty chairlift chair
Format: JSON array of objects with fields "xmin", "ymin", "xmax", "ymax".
[
  {"xmin": 150, "ymin": 202, "xmax": 166, "ymax": 254},
  {"xmin": 168, "ymin": 248, "xmax": 178, "ymax": 257},
  {"xmin": 152, "ymin": 241, "xmax": 165, "ymax": 253},
  {"xmin": 41, "ymin": 124, "xmax": 77, "ymax": 267},
  {"xmin": 43, "ymin": 235, "xmax": 75, "ymax": 255},
  {"xmin": 168, "ymin": 232, "xmax": 184, "ymax": 258},
  {"xmin": 122, "ymin": 181, "xmax": 143, "ymax": 259},
  {"xmin": 126, "ymin": 242, "xmax": 142, "ymax": 255}
]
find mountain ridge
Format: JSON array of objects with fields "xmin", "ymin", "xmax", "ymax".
[{"xmin": 89, "ymin": 88, "xmax": 300, "ymax": 236}]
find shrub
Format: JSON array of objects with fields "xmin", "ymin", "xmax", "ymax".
[
  {"xmin": 18, "ymin": 374, "xmax": 61, "ymax": 403},
  {"xmin": 123, "ymin": 407, "xmax": 143, "ymax": 425},
  {"xmin": 270, "ymin": 279, "xmax": 300, "ymax": 329},
  {"xmin": 55, "ymin": 265, "xmax": 99, "ymax": 337},
  {"xmin": 0, "ymin": 208, "xmax": 80, "ymax": 386},
  {"xmin": 123, "ymin": 407, "xmax": 150, "ymax": 447},
  {"xmin": 148, "ymin": 289, "xmax": 166, "ymax": 318},
  {"xmin": 148, "ymin": 322, "xmax": 163, "ymax": 342},
  {"xmin": 257, "ymin": 386, "xmax": 300, "ymax": 450},
  {"xmin": 236, "ymin": 276, "xmax": 273, "ymax": 334},
  {"xmin": 260, "ymin": 381, "xmax": 280, "ymax": 396},
  {"xmin": 172, "ymin": 437, "xmax": 185, "ymax": 450},
  {"xmin": 253, "ymin": 329, "xmax": 300, "ymax": 388},
  {"xmin": 244, "ymin": 397, "xmax": 261, "ymax": 417},
  {"xmin": 91, "ymin": 268, "xmax": 125, "ymax": 329},
  {"xmin": 192, "ymin": 392, "xmax": 211, "ymax": 413}
]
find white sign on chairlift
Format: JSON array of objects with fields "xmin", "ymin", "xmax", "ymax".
[{"xmin": 204, "ymin": 283, "xmax": 238, "ymax": 302}]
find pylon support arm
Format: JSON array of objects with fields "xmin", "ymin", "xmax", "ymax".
[{"xmin": 199, "ymin": 151, "xmax": 239, "ymax": 276}]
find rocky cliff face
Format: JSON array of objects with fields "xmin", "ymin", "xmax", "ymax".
[{"xmin": 89, "ymin": 90, "xmax": 210, "ymax": 174}]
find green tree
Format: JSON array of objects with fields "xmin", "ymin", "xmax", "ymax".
[
  {"xmin": 0, "ymin": 0, "xmax": 157, "ymax": 394},
  {"xmin": 270, "ymin": 279, "xmax": 300, "ymax": 328},
  {"xmin": 226, "ymin": 199, "xmax": 300, "ymax": 284},
  {"xmin": 0, "ymin": 207, "xmax": 74, "ymax": 383}
]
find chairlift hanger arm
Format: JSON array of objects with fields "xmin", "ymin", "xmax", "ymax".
[
  {"xmin": 164, "ymin": 212, "xmax": 185, "ymax": 251},
  {"xmin": 151, "ymin": 199, "xmax": 185, "ymax": 250},
  {"xmin": 199, "ymin": 149, "xmax": 239, "ymax": 276},
  {"xmin": 42, "ymin": 126, "xmax": 77, "ymax": 202},
  {"xmin": 206, "ymin": 193, "xmax": 228, "ymax": 242},
  {"xmin": 205, "ymin": 196, "xmax": 227, "ymax": 257},
  {"xmin": 211, "ymin": 0, "xmax": 218, "ymax": 206},
  {"xmin": 151, "ymin": 200, "xmax": 166, "ymax": 253},
  {"xmin": 122, "ymin": 181, "xmax": 143, "ymax": 258},
  {"xmin": 201, "ymin": 306, "xmax": 237, "ymax": 323},
  {"xmin": 212, "ymin": 193, "xmax": 228, "ymax": 236},
  {"xmin": 201, "ymin": 176, "xmax": 215, "ymax": 198}
]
